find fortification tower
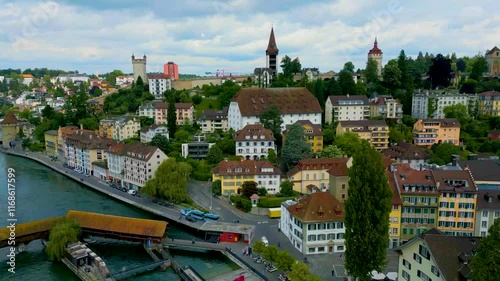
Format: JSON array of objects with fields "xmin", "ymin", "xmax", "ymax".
[
  {"xmin": 368, "ymin": 37, "xmax": 383, "ymax": 77},
  {"xmin": 0, "ymin": 112, "xmax": 25, "ymax": 148},
  {"xmin": 486, "ymin": 46, "xmax": 500, "ymax": 76},
  {"xmin": 131, "ymin": 54, "xmax": 148, "ymax": 84}
]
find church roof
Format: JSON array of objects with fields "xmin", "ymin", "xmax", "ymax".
[
  {"xmin": 368, "ymin": 37, "xmax": 383, "ymax": 55},
  {"xmin": 0, "ymin": 111, "xmax": 21, "ymax": 125},
  {"xmin": 266, "ymin": 27, "xmax": 279, "ymax": 55}
]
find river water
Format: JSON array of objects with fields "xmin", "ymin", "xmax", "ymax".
[{"xmin": 0, "ymin": 152, "xmax": 238, "ymax": 280}]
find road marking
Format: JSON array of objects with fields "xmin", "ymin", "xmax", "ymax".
[
  {"xmin": 257, "ymin": 222, "xmax": 261, "ymax": 224},
  {"xmin": 262, "ymin": 221, "xmax": 268, "ymax": 224}
]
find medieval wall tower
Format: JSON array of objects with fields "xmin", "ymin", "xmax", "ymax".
[
  {"xmin": 368, "ymin": 37, "xmax": 383, "ymax": 77},
  {"xmin": 266, "ymin": 27, "xmax": 279, "ymax": 74},
  {"xmin": 486, "ymin": 46, "xmax": 500, "ymax": 76},
  {"xmin": 131, "ymin": 54, "xmax": 148, "ymax": 84}
]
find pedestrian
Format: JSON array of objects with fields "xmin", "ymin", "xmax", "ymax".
[
  {"xmin": 192, "ymin": 238, "xmax": 195, "ymax": 244},
  {"xmin": 332, "ymin": 269, "xmax": 335, "ymax": 276}
]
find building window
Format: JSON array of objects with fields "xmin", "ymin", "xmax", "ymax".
[
  {"xmin": 431, "ymin": 265, "xmax": 440, "ymax": 277},
  {"xmin": 419, "ymin": 245, "xmax": 430, "ymax": 259},
  {"xmin": 413, "ymin": 253, "xmax": 422, "ymax": 263},
  {"xmin": 402, "ymin": 270, "xmax": 410, "ymax": 281},
  {"xmin": 482, "ymin": 221, "xmax": 488, "ymax": 228},
  {"xmin": 342, "ymin": 184, "xmax": 346, "ymax": 189},
  {"xmin": 403, "ymin": 259, "xmax": 411, "ymax": 270},
  {"xmin": 308, "ymin": 248, "xmax": 316, "ymax": 253},
  {"xmin": 417, "ymin": 270, "xmax": 432, "ymax": 281}
]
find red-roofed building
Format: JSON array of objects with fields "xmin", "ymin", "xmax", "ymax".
[{"xmin": 280, "ymin": 192, "xmax": 346, "ymax": 255}]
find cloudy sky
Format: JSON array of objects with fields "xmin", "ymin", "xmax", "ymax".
[{"xmin": 0, "ymin": 0, "xmax": 498, "ymax": 76}]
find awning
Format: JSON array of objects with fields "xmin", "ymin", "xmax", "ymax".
[
  {"xmin": 371, "ymin": 271, "xmax": 386, "ymax": 280},
  {"xmin": 386, "ymin": 272, "xmax": 397, "ymax": 281}
]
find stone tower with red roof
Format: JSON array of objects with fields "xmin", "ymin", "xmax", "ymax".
[
  {"xmin": 0, "ymin": 111, "xmax": 26, "ymax": 148},
  {"xmin": 368, "ymin": 37, "xmax": 383, "ymax": 77}
]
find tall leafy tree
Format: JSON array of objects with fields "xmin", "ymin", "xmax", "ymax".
[
  {"xmin": 282, "ymin": 123, "xmax": 313, "ymax": 166},
  {"xmin": 397, "ymin": 50, "xmax": 408, "ymax": 85},
  {"xmin": 470, "ymin": 218, "xmax": 500, "ymax": 281},
  {"xmin": 276, "ymin": 250, "xmax": 295, "ymax": 272},
  {"xmin": 280, "ymin": 55, "xmax": 301, "ymax": 79},
  {"xmin": 345, "ymin": 140, "xmax": 392, "ymax": 281},
  {"xmin": 313, "ymin": 79, "xmax": 325, "ymax": 109},
  {"xmin": 320, "ymin": 145, "xmax": 344, "ymax": 158},
  {"xmin": 260, "ymin": 105, "xmax": 283, "ymax": 146},
  {"xmin": 206, "ymin": 145, "xmax": 224, "ymax": 165},
  {"xmin": 428, "ymin": 54, "xmax": 452, "ymax": 89},
  {"xmin": 45, "ymin": 218, "xmax": 81, "ymax": 261},
  {"xmin": 333, "ymin": 131, "xmax": 362, "ymax": 157},
  {"xmin": 365, "ymin": 59, "xmax": 380, "ymax": 84},
  {"xmin": 382, "ymin": 60, "xmax": 402, "ymax": 91},
  {"xmin": 149, "ymin": 134, "xmax": 171, "ymax": 154},
  {"xmin": 469, "ymin": 56, "xmax": 488, "ymax": 81},
  {"xmin": 141, "ymin": 158, "xmax": 190, "ymax": 203},
  {"xmin": 338, "ymin": 70, "xmax": 356, "ymax": 95},
  {"xmin": 325, "ymin": 78, "xmax": 342, "ymax": 96},
  {"xmin": 167, "ymin": 98, "xmax": 177, "ymax": 137},
  {"xmin": 343, "ymin": 62, "xmax": 355, "ymax": 73},
  {"xmin": 443, "ymin": 104, "xmax": 469, "ymax": 124}
]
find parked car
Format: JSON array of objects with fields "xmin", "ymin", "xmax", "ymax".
[
  {"xmin": 185, "ymin": 215, "xmax": 197, "ymax": 222},
  {"xmin": 127, "ymin": 190, "xmax": 137, "ymax": 195}
]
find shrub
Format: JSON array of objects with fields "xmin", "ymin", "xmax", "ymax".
[
  {"xmin": 230, "ymin": 195, "xmax": 252, "ymax": 212},
  {"xmin": 192, "ymin": 171, "xmax": 211, "ymax": 181},
  {"xmin": 258, "ymin": 196, "xmax": 296, "ymax": 208}
]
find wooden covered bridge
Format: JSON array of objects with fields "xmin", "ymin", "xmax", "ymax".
[{"xmin": 0, "ymin": 210, "xmax": 168, "ymax": 248}]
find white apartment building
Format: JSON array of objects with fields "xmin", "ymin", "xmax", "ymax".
[
  {"xmin": 121, "ymin": 143, "xmax": 168, "ymax": 190},
  {"xmin": 325, "ymin": 95, "xmax": 370, "ymax": 124},
  {"xmin": 107, "ymin": 142, "xmax": 126, "ymax": 186},
  {"xmin": 138, "ymin": 101, "xmax": 195, "ymax": 125},
  {"xmin": 228, "ymin": 88, "xmax": 322, "ymax": 131},
  {"xmin": 148, "ymin": 73, "xmax": 172, "ymax": 99},
  {"xmin": 199, "ymin": 108, "xmax": 229, "ymax": 133},
  {"xmin": 50, "ymin": 74, "xmax": 90, "ymax": 84},
  {"xmin": 412, "ymin": 91, "xmax": 478, "ymax": 119},
  {"xmin": 115, "ymin": 76, "xmax": 134, "ymax": 85},
  {"xmin": 138, "ymin": 102, "xmax": 155, "ymax": 120},
  {"xmin": 280, "ymin": 192, "xmax": 346, "ymax": 255},
  {"xmin": 234, "ymin": 124, "xmax": 276, "ymax": 160},
  {"xmin": 140, "ymin": 124, "xmax": 169, "ymax": 143},
  {"xmin": 64, "ymin": 130, "xmax": 116, "ymax": 175},
  {"xmin": 369, "ymin": 96, "xmax": 403, "ymax": 121},
  {"xmin": 475, "ymin": 190, "xmax": 500, "ymax": 237}
]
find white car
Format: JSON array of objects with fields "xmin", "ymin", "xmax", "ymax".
[
  {"xmin": 261, "ymin": 236, "xmax": 269, "ymax": 247},
  {"xmin": 127, "ymin": 190, "xmax": 137, "ymax": 195}
]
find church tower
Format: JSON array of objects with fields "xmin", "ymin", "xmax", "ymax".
[
  {"xmin": 266, "ymin": 27, "xmax": 279, "ymax": 74},
  {"xmin": 368, "ymin": 37, "xmax": 383, "ymax": 77},
  {"xmin": 131, "ymin": 54, "xmax": 148, "ymax": 84}
]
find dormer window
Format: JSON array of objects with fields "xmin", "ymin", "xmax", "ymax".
[
  {"xmin": 245, "ymin": 168, "xmax": 250, "ymax": 172},
  {"xmin": 227, "ymin": 168, "xmax": 231, "ymax": 173}
]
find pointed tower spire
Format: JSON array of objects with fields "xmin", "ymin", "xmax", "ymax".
[
  {"xmin": 266, "ymin": 27, "xmax": 279, "ymax": 55},
  {"xmin": 374, "ymin": 36, "xmax": 378, "ymax": 46}
]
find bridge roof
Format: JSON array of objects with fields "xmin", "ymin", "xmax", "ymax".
[
  {"xmin": 66, "ymin": 210, "xmax": 167, "ymax": 239},
  {"xmin": 0, "ymin": 217, "xmax": 63, "ymax": 240}
]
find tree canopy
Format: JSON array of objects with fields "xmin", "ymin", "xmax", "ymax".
[
  {"xmin": 338, "ymin": 70, "xmax": 356, "ymax": 95},
  {"xmin": 282, "ymin": 123, "xmax": 313, "ymax": 166},
  {"xmin": 45, "ymin": 218, "xmax": 81, "ymax": 261},
  {"xmin": 141, "ymin": 158, "xmax": 191, "ymax": 203},
  {"xmin": 345, "ymin": 140, "xmax": 392, "ymax": 281},
  {"xmin": 320, "ymin": 145, "xmax": 344, "ymax": 158},
  {"xmin": 333, "ymin": 131, "xmax": 362, "ymax": 157},
  {"xmin": 470, "ymin": 218, "xmax": 500, "ymax": 281},
  {"xmin": 428, "ymin": 54, "xmax": 452, "ymax": 89}
]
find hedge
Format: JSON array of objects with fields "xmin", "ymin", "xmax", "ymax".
[
  {"xmin": 230, "ymin": 195, "xmax": 252, "ymax": 212},
  {"xmin": 257, "ymin": 196, "xmax": 296, "ymax": 208},
  {"xmin": 192, "ymin": 171, "xmax": 211, "ymax": 181}
]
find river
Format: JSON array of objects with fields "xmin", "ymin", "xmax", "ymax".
[{"xmin": 0, "ymin": 152, "xmax": 238, "ymax": 280}]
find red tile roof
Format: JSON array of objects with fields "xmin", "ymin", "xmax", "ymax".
[
  {"xmin": 286, "ymin": 192, "xmax": 345, "ymax": 223},
  {"xmin": 234, "ymin": 124, "xmax": 275, "ymax": 141},
  {"xmin": 231, "ymin": 88, "xmax": 322, "ymax": 116},
  {"xmin": 288, "ymin": 158, "xmax": 350, "ymax": 177},
  {"xmin": 392, "ymin": 163, "xmax": 439, "ymax": 195},
  {"xmin": 0, "ymin": 111, "xmax": 21, "ymax": 124},
  {"xmin": 212, "ymin": 160, "xmax": 281, "ymax": 176},
  {"xmin": 478, "ymin": 90, "xmax": 500, "ymax": 96},
  {"xmin": 431, "ymin": 170, "xmax": 477, "ymax": 193},
  {"xmin": 153, "ymin": 102, "xmax": 194, "ymax": 110},
  {"xmin": 65, "ymin": 130, "xmax": 117, "ymax": 150},
  {"xmin": 383, "ymin": 142, "xmax": 431, "ymax": 161}
]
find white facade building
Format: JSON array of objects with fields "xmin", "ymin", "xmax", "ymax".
[
  {"xmin": 325, "ymin": 95, "xmax": 370, "ymax": 123},
  {"xmin": 107, "ymin": 143, "xmax": 125, "ymax": 186},
  {"xmin": 412, "ymin": 91, "xmax": 478, "ymax": 119},
  {"xmin": 234, "ymin": 124, "xmax": 276, "ymax": 160},
  {"xmin": 115, "ymin": 76, "xmax": 134, "ymax": 85},
  {"xmin": 200, "ymin": 108, "xmax": 229, "ymax": 133},
  {"xmin": 148, "ymin": 73, "xmax": 172, "ymax": 99},
  {"xmin": 228, "ymin": 88, "xmax": 322, "ymax": 131},
  {"xmin": 475, "ymin": 190, "xmax": 500, "ymax": 237},
  {"xmin": 280, "ymin": 192, "xmax": 346, "ymax": 255},
  {"xmin": 121, "ymin": 143, "xmax": 168, "ymax": 190},
  {"xmin": 369, "ymin": 96, "xmax": 403, "ymax": 121},
  {"xmin": 140, "ymin": 124, "xmax": 169, "ymax": 143}
]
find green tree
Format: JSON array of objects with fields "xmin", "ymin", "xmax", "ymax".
[
  {"xmin": 469, "ymin": 56, "xmax": 488, "ymax": 81},
  {"xmin": 288, "ymin": 262, "xmax": 313, "ymax": 281},
  {"xmin": 18, "ymin": 108, "xmax": 33, "ymax": 120},
  {"xmin": 253, "ymin": 241, "xmax": 266, "ymax": 255},
  {"xmin": 177, "ymin": 162, "xmax": 193, "ymax": 179},
  {"xmin": 343, "ymin": 62, "xmax": 355, "ymax": 73},
  {"xmin": 276, "ymin": 250, "xmax": 295, "ymax": 272},
  {"xmin": 365, "ymin": 58, "xmax": 380, "ymax": 84},
  {"xmin": 279, "ymin": 180, "xmax": 294, "ymax": 197},
  {"xmin": 262, "ymin": 245, "xmax": 279, "ymax": 265},
  {"xmin": 338, "ymin": 70, "xmax": 356, "ymax": 95},
  {"xmin": 267, "ymin": 148, "xmax": 277, "ymax": 164},
  {"xmin": 174, "ymin": 129, "xmax": 191, "ymax": 143},
  {"xmin": 141, "ymin": 158, "xmax": 189, "ymax": 203},
  {"xmin": 282, "ymin": 123, "xmax": 313, "ymax": 166},
  {"xmin": 212, "ymin": 180, "xmax": 222, "ymax": 196},
  {"xmin": 428, "ymin": 54, "xmax": 452, "ymax": 89},
  {"xmin": 313, "ymin": 79, "xmax": 325, "ymax": 109},
  {"xmin": 41, "ymin": 105, "xmax": 55, "ymax": 119},
  {"xmin": 460, "ymin": 78, "xmax": 478, "ymax": 94},
  {"xmin": 257, "ymin": 187, "xmax": 268, "ymax": 196},
  {"xmin": 382, "ymin": 60, "xmax": 402, "ymax": 91},
  {"xmin": 333, "ymin": 131, "xmax": 362, "ymax": 157},
  {"xmin": 320, "ymin": 145, "xmax": 344, "ymax": 158},
  {"xmin": 397, "ymin": 50, "xmax": 408, "ymax": 86},
  {"xmin": 323, "ymin": 128, "xmax": 335, "ymax": 145},
  {"xmin": 45, "ymin": 218, "xmax": 81, "ymax": 261},
  {"xmin": 206, "ymin": 145, "xmax": 224, "ymax": 165},
  {"xmin": 325, "ymin": 78, "xmax": 342, "ymax": 96},
  {"xmin": 191, "ymin": 94, "xmax": 202, "ymax": 105},
  {"xmin": 167, "ymin": 99, "xmax": 177, "ymax": 136},
  {"xmin": 281, "ymin": 56, "xmax": 302, "ymax": 79},
  {"xmin": 17, "ymin": 127, "xmax": 25, "ymax": 138},
  {"xmin": 78, "ymin": 117, "xmax": 99, "ymax": 131},
  {"xmin": 470, "ymin": 218, "xmax": 500, "ymax": 281},
  {"xmin": 389, "ymin": 124, "xmax": 413, "ymax": 143},
  {"xmin": 136, "ymin": 76, "xmax": 144, "ymax": 87},
  {"xmin": 443, "ymin": 104, "xmax": 469, "ymax": 124},
  {"xmin": 429, "ymin": 143, "xmax": 462, "ymax": 165},
  {"xmin": 345, "ymin": 140, "xmax": 392, "ymax": 281},
  {"xmin": 260, "ymin": 105, "xmax": 284, "ymax": 138},
  {"xmin": 139, "ymin": 116, "xmax": 154, "ymax": 127},
  {"xmin": 241, "ymin": 181, "xmax": 258, "ymax": 198},
  {"xmin": 216, "ymin": 138, "xmax": 236, "ymax": 155},
  {"xmin": 149, "ymin": 134, "xmax": 171, "ymax": 154}
]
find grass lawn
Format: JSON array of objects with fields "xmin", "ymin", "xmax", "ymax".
[{"xmin": 195, "ymin": 98, "xmax": 220, "ymax": 118}]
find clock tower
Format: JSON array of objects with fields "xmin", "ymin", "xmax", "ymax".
[{"xmin": 266, "ymin": 27, "xmax": 279, "ymax": 73}]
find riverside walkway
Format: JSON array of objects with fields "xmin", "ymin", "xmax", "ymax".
[{"xmin": 0, "ymin": 148, "xmax": 255, "ymax": 244}]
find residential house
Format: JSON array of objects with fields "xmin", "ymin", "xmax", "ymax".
[
  {"xmin": 280, "ymin": 192, "xmax": 346, "ymax": 255},
  {"xmin": 228, "ymin": 88, "xmax": 322, "ymax": 131},
  {"xmin": 336, "ymin": 120, "xmax": 389, "ymax": 151},
  {"xmin": 107, "ymin": 142, "xmax": 126, "ymax": 185},
  {"xmin": 478, "ymin": 91, "xmax": 500, "ymax": 116},
  {"xmin": 454, "ymin": 159, "xmax": 500, "ymax": 190},
  {"xmin": 199, "ymin": 107, "xmax": 229, "ymax": 133},
  {"xmin": 411, "ymin": 91, "xmax": 478, "ymax": 119},
  {"xmin": 432, "ymin": 170, "xmax": 478, "ymax": 236},
  {"xmin": 64, "ymin": 130, "xmax": 117, "ymax": 175},
  {"xmin": 92, "ymin": 161, "xmax": 108, "ymax": 181},
  {"xmin": 44, "ymin": 130, "xmax": 58, "ymax": 156},
  {"xmin": 211, "ymin": 159, "xmax": 281, "ymax": 195},
  {"xmin": 283, "ymin": 120, "xmax": 323, "ymax": 154},
  {"xmin": 392, "ymin": 163, "xmax": 439, "ymax": 243},
  {"xmin": 139, "ymin": 102, "xmax": 194, "ymax": 125},
  {"xmin": 287, "ymin": 158, "xmax": 352, "ymax": 194},
  {"xmin": 387, "ymin": 170, "xmax": 403, "ymax": 249},
  {"xmin": 181, "ymin": 142, "xmax": 215, "ymax": 160},
  {"xmin": 121, "ymin": 143, "xmax": 168, "ymax": 190},
  {"xmin": 148, "ymin": 73, "xmax": 172, "ymax": 99},
  {"xmin": 140, "ymin": 124, "xmax": 169, "ymax": 143},
  {"xmin": 21, "ymin": 74, "xmax": 34, "ymax": 85},
  {"xmin": 475, "ymin": 190, "xmax": 500, "ymax": 237},
  {"xmin": 99, "ymin": 116, "xmax": 141, "ymax": 141},
  {"xmin": 325, "ymin": 95, "xmax": 370, "ymax": 124},
  {"xmin": 115, "ymin": 76, "xmax": 134, "ymax": 85},
  {"xmin": 412, "ymin": 119, "xmax": 461, "ymax": 147},
  {"xmin": 327, "ymin": 161, "xmax": 350, "ymax": 202},
  {"xmin": 234, "ymin": 124, "xmax": 276, "ymax": 160},
  {"xmin": 369, "ymin": 96, "xmax": 403, "ymax": 121},
  {"xmin": 383, "ymin": 142, "xmax": 431, "ymax": 170},
  {"xmin": 57, "ymin": 126, "xmax": 79, "ymax": 159},
  {"xmin": 396, "ymin": 229, "xmax": 480, "ymax": 281}
]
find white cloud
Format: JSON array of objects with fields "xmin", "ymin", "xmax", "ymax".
[{"xmin": 0, "ymin": 0, "xmax": 498, "ymax": 75}]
